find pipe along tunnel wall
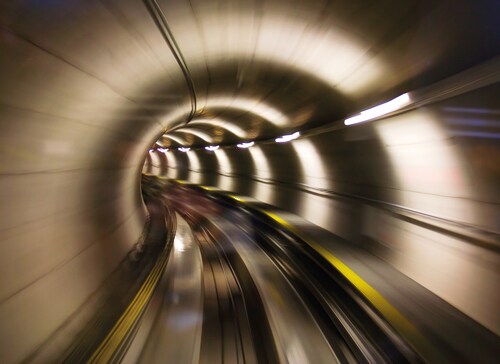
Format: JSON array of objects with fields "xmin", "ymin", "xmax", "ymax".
[{"xmin": 1, "ymin": 0, "xmax": 499, "ymax": 362}]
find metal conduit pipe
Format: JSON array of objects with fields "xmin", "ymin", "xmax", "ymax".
[{"xmin": 0, "ymin": 0, "xmax": 499, "ymax": 362}]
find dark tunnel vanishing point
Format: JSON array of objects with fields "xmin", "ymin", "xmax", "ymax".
[{"xmin": 0, "ymin": 0, "xmax": 499, "ymax": 363}]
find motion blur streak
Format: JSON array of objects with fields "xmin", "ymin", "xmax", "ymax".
[
  {"xmin": 213, "ymin": 149, "xmax": 233, "ymax": 192},
  {"xmin": 170, "ymin": 9, "xmax": 385, "ymax": 95},
  {"xmin": 291, "ymin": 139, "xmax": 331, "ymax": 227},
  {"xmin": 201, "ymin": 96, "xmax": 289, "ymax": 127},
  {"xmin": 374, "ymin": 107, "xmax": 496, "ymax": 332},
  {"xmin": 164, "ymin": 151, "xmax": 178, "ymax": 179},
  {"xmin": 172, "ymin": 128, "xmax": 213, "ymax": 143},
  {"xmin": 0, "ymin": 0, "xmax": 499, "ymax": 362},
  {"xmin": 186, "ymin": 150, "xmax": 202, "ymax": 184},
  {"xmin": 248, "ymin": 146, "xmax": 274, "ymax": 203},
  {"xmin": 148, "ymin": 150, "xmax": 161, "ymax": 175},
  {"xmin": 375, "ymin": 110, "xmax": 470, "ymax": 205},
  {"xmin": 162, "ymin": 134, "xmax": 187, "ymax": 146},
  {"xmin": 189, "ymin": 119, "xmax": 248, "ymax": 138},
  {"xmin": 345, "ymin": 93, "xmax": 411, "ymax": 125}
]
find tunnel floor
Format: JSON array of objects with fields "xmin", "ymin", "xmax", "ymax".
[{"xmin": 90, "ymin": 179, "xmax": 500, "ymax": 364}]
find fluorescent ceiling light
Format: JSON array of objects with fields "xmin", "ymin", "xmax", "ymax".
[
  {"xmin": 205, "ymin": 145, "xmax": 219, "ymax": 151},
  {"xmin": 237, "ymin": 141, "xmax": 254, "ymax": 148},
  {"xmin": 344, "ymin": 93, "xmax": 410, "ymax": 125},
  {"xmin": 178, "ymin": 147, "xmax": 190, "ymax": 152},
  {"xmin": 275, "ymin": 131, "xmax": 300, "ymax": 143}
]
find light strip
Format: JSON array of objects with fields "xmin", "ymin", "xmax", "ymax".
[
  {"xmin": 237, "ymin": 141, "xmax": 255, "ymax": 148},
  {"xmin": 275, "ymin": 131, "xmax": 300, "ymax": 143},
  {"xmin": 178, "ymin": 147, "xmax": 190, "ymax": 152},
  {"xmin": 157, "ymin": 147, "xmax": 169, "ymax": 153},
  {"xmin": 205, "ymin": 145, "xmax": 219, "ymax": 151},
  {"xmin": 344, "ymin": 93, "xmax": 410, "ymax": 126}
]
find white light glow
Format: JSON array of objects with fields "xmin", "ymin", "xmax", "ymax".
[
  {"xmin": 174, "ymin": 234, "xmax": 186, "ymax": 252},
  {"xmin": 142, "ymin": 154, "xmax": 152, "ymax": 174},
  {"xmin": 237, "ymin": 141, "xmax": 254, "ymax": 148},
  {"xmin": 149, "ymin": 150, "xmax": 161, "ymax": 175},
  {"xmin": 292, "ymin": 139, "xmax": 331, "ymax": 228},
  {"xmin": 164, "ymin": 151, "xmax": 178, "ymax": 179},
  {"xmin": 173, "ymin": 128, "xmax": 213, "ymax": 143},
  {"xmin": 189, "ymin": 119, "xmax": 247, "ymax": 138},
  {"xmin": 214, "ymin": 149, "xmax": 233, "ymax": 191},
  {"xmin": 157, "ymin": 147, "xmax": 169, "ymax": 153},
  {"xmin": 275, "ymin": 131, "xmax": 300, "ymax": 143},
  {"xmin": 375, "ymin": 110, "xmax": 472, "ymax": 219},
  {"xmin": 156, "ymin": 15, "xmax": 387, "ymax": 131},
  {"xmin": 178, "ymin": 147, "xmax": 191, "ymax": 152},
  {"xmin": 186, "ymin": 150, "xmax": 202, "ymax": 184},
  {"xmin": 205, "ymin": 145, "xmax": 219, "ymax": 151},
  {"xmin": 345, "ymin": 93, "xmax": 410, "ymax": 125},
  {"xmin": 249, "ymin": 146, "xmax": 273, "ymax": 203},
  {"xmin": 174, "ymin": 16, "xmax": 385, "ymax": 96},
  {"xmin": 163, "ymin": 134, "xmax": 186, "ymax": 145}
]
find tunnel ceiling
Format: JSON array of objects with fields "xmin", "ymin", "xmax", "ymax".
[
  {"xmin": 144, "ymin": 0, "xmax": 499, "ymax": 149},
  {"xmin": 2, "ymin": 0, "xmax": 499, "ymax": 151},
  {"xmin": 1, "ymin": 0, "xmax": 500, "ymax": 361}
]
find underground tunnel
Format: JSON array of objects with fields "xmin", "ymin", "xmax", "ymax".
[{"xmin": 0, "ymin": 0, "xmax": 499, "ymax": 362}]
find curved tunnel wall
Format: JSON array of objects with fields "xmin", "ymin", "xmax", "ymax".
[
  {"xmin": 1, "ymin": 0, "xmax": 499, "ymax": 361},
  {"xmin": 0, "ymin": 49, "xmax": 157, "ymax": 362},
  {"xmin": 0, "ymin": 1, "xmax": 186, "ymax": 361},
  {"xmin": 163, "ymin": 79, "xmax": 500, "ymax": 335}
]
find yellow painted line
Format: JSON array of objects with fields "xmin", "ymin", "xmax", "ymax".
[
  {"xmin": 200, "ymin": 185, "xmax": 220, "ymax": 191},
  {"xmin": 261, "ymin": 211, "xmax": 290, "ymax": 228},
  {"xmin": 258, "ymin": 209, "xmax": 444, "ymax": 362},
  {"xmin": 226, "ymin": 194, "xmax": 247, "ymax": 202},
  {"xmin": 179, "ymin": 183, "xmax": 443, "ymax": 360},
  {"xmin": 90, "ymin": 263, "xmax": 162, "ymax": 362},
  {"xmin": 88, "ymin": 247, "xmax": 170, "ymax": 363}
]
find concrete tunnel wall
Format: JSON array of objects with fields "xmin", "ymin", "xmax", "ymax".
[
  {"xmin": 0, "ymin": 46, "xmax": 165, "ymax": 362},
  {"xmin": 0, "ymin": 0, "xmax": 499, "ymax": 362},
  {"xmin": 161, "ymin": 80, "xmax": 500, "ymax": 336},
  {"xmin": 0, "ymin": 1, "xmax": 187, "ymax": 361}
]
